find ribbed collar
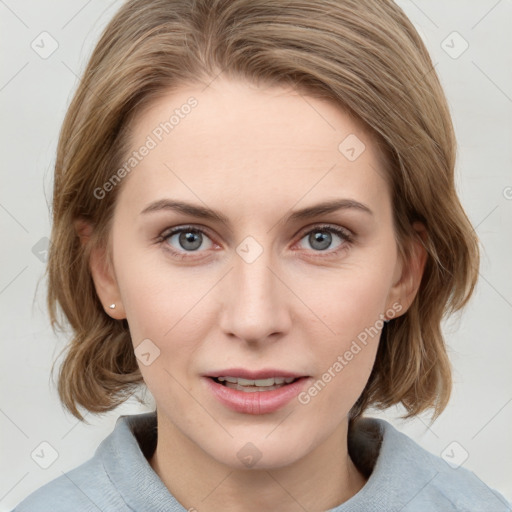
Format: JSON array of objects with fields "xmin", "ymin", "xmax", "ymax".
[{"xmin": 98, "ymin": 411, "xmax": 185, "ymax": 511}]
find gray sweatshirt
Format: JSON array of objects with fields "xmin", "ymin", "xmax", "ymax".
[{"xmin": 12, "ymin": 411, "xmax": 510, "ymax": 511}]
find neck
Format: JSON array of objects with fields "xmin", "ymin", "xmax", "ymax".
[{"xmin": 148, "ymin": 413, "xmax": 367, "ymax": 512}]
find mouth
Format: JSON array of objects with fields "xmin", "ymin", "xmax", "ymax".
[
  {"xmin": 203, "ymin": 369, "xmax": 310, "ymax": 414},
  {"xmin": 210, "ymin": 376, "xmax": 299, "ymax": 392}
]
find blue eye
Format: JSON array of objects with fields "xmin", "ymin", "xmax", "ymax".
[
  {"xmin": 158, "ymin": 224, "xmax": 353, "ymax": 261},
  {"xmin": 163, "ymin": 226, "xmax": 214, "ymax": 254},
  {"xmin": 297, "ymin": 226, "xmax": 352, "ymax": 253}
]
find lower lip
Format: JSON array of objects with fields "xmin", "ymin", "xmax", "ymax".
[{"xmin": 204, "ymin": 377, "xmax": 309, "ymax": 415}]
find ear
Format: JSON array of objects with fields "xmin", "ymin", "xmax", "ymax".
[
  {"xmin": 74, "ymin": 218, "xmax": 126, "ymax": 320},
  {"xmin": 385, "ymin": 222, "xmax": 428, "ymax": 318}
]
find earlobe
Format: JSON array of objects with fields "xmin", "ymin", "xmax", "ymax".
[
  {"xmin": 74, "ymin": 218, "xmax": 126, "ymax": 320},
  {"xmin": 386, "ymin": 223, "xmax": 428, "ymax": 318}
]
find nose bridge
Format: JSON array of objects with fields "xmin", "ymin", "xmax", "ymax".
[{"xmin": 219, "ymin": 240, "xmax": 291, "ymax": 343}]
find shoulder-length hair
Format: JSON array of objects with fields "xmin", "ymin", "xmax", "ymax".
[{"xmin": 48, "ymin": 0, "xmax": 479, "ymax": 421}]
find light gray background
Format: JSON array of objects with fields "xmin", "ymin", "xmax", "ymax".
[{"xmin": 1, "ymin": 0, "xmax": 511, "ymax": 509}]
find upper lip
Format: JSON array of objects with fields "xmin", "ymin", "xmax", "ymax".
[{"xmin": 205, "ymin": 368, "xmax": 307, "ymax": 379}]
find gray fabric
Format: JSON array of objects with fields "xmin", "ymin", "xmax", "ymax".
[{"xmin": 12, "ymin": 411, "xmax": 510, "ymax": 511}]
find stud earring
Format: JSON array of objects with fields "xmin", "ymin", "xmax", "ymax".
[{"xmin": 109, "ymin": 303, "xmax": 116, "ymax": 309}]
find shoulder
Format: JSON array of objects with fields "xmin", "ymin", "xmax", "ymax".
[
  {"xmin": 10, "ymin": 413, "xmax": 152, "ymax": 512},
  {"xmin": 346, "ymin": 417, "xmax": 511, "ymax": 512},
  {"xmin": 376, "ymin": 418, "xmax": 511, "ymax": 511},
  {"xmin": 11, "ymin": 411, "xmax": 163, "ymax": 512},
  {"xmin": 10, "ymin": 457, "xmax": 130, "ymax": 512}
]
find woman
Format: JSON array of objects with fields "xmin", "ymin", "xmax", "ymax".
[{"xmin": 12, "ymin": 0, "xmax": 510, "ymax": 510}]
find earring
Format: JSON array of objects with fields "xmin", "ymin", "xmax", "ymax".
[{"xmin": 109, "ymin": 303, "xmax": 116, "ymax": 309}]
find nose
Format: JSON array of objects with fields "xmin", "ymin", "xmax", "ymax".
[{"xmin": 218, "ymin": 249, "xmax": 292, "ymax": 345}]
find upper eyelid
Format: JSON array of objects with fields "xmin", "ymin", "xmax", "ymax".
[
  {"xmin": 162, "ymin": 224, "xmax": 214, "ymax": 238},
  {"xmin": 296, "ymin": 223, "xmax": 352, "ymax": 236}
]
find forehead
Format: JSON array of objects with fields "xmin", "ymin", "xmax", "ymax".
[{"xmin": 117, "ymin": 78, "xmax": 390, "ymax": 218}]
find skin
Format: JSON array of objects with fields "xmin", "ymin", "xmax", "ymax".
[{"xmin": 82, "ymin": 77, "xmax": 426, "ymax": 512}]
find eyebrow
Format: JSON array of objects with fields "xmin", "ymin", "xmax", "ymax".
[{"xmin": 140, "ymin": 198, "xmax": 373, "ymax": 226}]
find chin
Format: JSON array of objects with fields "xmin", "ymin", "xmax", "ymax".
[{"xmin": 199, "ymin": 422, "xmax": 321, "ymax": 471}]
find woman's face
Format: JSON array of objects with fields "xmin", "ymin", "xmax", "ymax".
[{"xmin": 101, "ymin": 78, "xmax": 408, "ymax": 469}]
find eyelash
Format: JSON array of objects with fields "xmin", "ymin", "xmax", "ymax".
[{"xmin": 157, "ymin": 224, "xmax": 354, "ymax": 261}]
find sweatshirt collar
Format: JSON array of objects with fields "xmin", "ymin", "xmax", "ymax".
[{"xmin": 98, "ymin": 411, "xmax": 186, "ymax": 511}]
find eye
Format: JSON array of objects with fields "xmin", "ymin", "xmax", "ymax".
[
  {"xmin": 159, "ymin": 225, "xmax": 215, "ymax": 258},
  {"xmin": 157, "ymin": 223, "xmax": 353, "ymax": 261},
  {"xmin": 296, "ymin": 225, "xmax": 353, "ymax": 255}
]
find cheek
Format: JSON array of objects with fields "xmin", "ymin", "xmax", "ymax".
[
  {"xmin": 115, "ymin": 254, "xmax": 218, "ymax": 385},
  {"xmin": 114, "ymin": 236, "xmax": 195, "ymax": 335},
  {"xmin": 297, "ymin": 277, "xmax": 387, "ymax": 422},
  {"xmin": 307, "ymin": 262, "xmax": 395, "ymax": 342},
  {"xmin": 297, "ymin": 251, "xmax": 396, "ymax": 395},
  {"xmin": 122, "ymin": 278, "xmax": 206, "ymax": 358},
  {"xmin": 111, "ymin": 247, "xmax": 186, "ymax": 367}
]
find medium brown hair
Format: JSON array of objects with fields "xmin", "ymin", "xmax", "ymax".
[{"xmin": 48, "ymin": 0, "xmax": 479, "ymax": 421}]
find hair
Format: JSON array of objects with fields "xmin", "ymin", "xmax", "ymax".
[{"xmin": 48, "ymin": 0, "xmax": 479, "ymax": 422}]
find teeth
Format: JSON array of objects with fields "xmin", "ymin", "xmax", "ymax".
[
  {"xmin": 215, "ymin": 376, "xmax": 297, "ymax": 387},
  {"xmin": 240, "ymin": 377, "xmax": 275, "ymax": 386}
]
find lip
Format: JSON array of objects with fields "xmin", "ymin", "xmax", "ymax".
[
  {"xmin": 203, "ymin": 373, "xmax": 310, "ymax": 415},
  {"xmin": 205, "ymin": 368, "xmax": 306, "ymax": 380}
]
